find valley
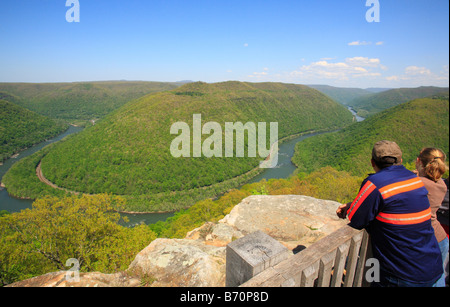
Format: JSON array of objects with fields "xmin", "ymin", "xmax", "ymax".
[
  {"xmin": 293, "ymin": 95, "xmax": 449, "ymax": 176},
  {"xmin": 0, "ymin": 122, "xmax": 337, "ymax": 226},
  {"xmin": 2, "ymin": 81, "xmax": 354, "ymax": 212},
  {"xmin": 2, "ymin": 82, "xmax": 448, "ymax": 216}
]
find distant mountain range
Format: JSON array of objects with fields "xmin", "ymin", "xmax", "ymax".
[
  {"xmin": 306, "ymin": 84, "xmax": 374, "ymax": 105},
  {"xmin": 348, "ymin": 86, "xmax": 449, "ymax": 117},
  {"xmin": 308, "ymin": 84, "xmax": 449, "ymax": 119},
  {"xmin": 2, "ymin": 81, "xmax": 446, "ymax": 125},
  {"xmin": 364, "ymin": 87, "xmax": 393, "ymax": 93},
  {"xmin": 0, "ymin": 81, "xmax": 183, "ymax": 125}
]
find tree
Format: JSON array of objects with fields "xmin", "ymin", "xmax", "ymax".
[{"xmin": 0, "ymin": 194, "xmax": 156, "ymax": 285}]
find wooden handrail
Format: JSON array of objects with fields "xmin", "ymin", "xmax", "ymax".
[{"xmin": 234, "ymin": 226, "xmax": 370, "ymax": 287}]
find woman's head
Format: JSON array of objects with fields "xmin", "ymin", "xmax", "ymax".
[{"xmin": 417, "ymin": 148, "xmax": 448, "ymax": 182}]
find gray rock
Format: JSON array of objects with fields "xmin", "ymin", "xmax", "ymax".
[
  {"xmin": 220, "ymin": 195, "xmax": 347, "ymax": 248},
  {"xmin": 128, "ymin": 238, "xmax": 226, "ymax": 287}
]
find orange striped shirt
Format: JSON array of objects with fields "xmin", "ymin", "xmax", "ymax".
[{"xmin": 378, "ymin": 177, "xmax": 425, "ymax": 200}]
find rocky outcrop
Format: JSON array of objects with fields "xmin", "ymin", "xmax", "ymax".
[
  {"xmin": 7, "ymin": 195, "xmax": 347, "ymax": 287},
  {"xmin": 219, "ymin": 195, "xmax": 347, "ymax": 249},
  {"xmin": 128, "ymin": 238, "xmax": 226, "ymax": 287}
]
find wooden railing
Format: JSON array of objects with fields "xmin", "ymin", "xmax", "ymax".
[{"xmin": 228, "ymin": 226, "xmax": 371, "ymax": 287}]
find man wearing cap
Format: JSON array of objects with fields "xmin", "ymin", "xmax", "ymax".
[{"xmin": 336, "ymin": 140, "xmax": 443, "ymax": 287}]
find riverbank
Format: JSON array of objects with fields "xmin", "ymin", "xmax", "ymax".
[
  {"xmin": 36, "ymin": 160, "xmax": 82, "ymax": 195},
  {"xmin": 32, "ymin": 127, "xmax": 335, "ymax": 213},
  {"xmin": 0, "ymin": 126, "xmax": 84, "ymax": 212},
  {"xmin": 1, "ymin": 109, "xmax": 359, "ymax": 224},
  {"xmin": 1, "ymin": 127, "xmax": 334, "ymax": 223}
]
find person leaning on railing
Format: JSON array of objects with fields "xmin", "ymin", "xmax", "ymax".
[
  {"xmin": 336, "ymin": 140, "xmax": 444, "ymax": 287},
  {"xmin": 415, "ymin": 147, "xmax": 449, "ymax": 287}
]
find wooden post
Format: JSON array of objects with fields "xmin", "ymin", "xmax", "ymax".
[
  {"xmin": 226, "ymin": 231, "xmax": 290, "ymax": 287},
  {"xmin": 239, "ymin": 227, "xmax": 369, "ymax": 287}
]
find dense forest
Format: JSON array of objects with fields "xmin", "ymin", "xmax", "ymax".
[
  {"xmin": 0, "ymin": 81, "xmax": 182, "ymax": 126},
  {"xmin": 0, "ymin": 99, "xmax": 67, "ymax": 161},
  {"xmin": 292, "ymin": 96, "xmax": 450, "ymax": 176},
  {"xmin": 4, "ymin": 81, "xmax": 353, "ymax": 212},
  {"xmin": 0, "ymin": 194, "xmax": 155, "ymax": 286}
]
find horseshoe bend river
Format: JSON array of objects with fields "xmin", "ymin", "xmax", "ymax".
[{"xmin": 0, "ymin": 108, "xmax": 363, "ymax": 227}]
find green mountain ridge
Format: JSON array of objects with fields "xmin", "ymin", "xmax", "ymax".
[
  {"xmin": 349, "ymin": 86, "xmax": 449, "ymax": 118},
  {"xmin": 5, "ymin": 81, "xmax": 353, "ymax": 212},
  {"xmin": 0, "ymin": 81, "xmax": 183, "ymax": 125},
  {"xmin": 0, "ymin": 99, "xmax": 67, "ymax": 161},
  {"xmin": 292, "ymin": 96, "xmax": 450, "ymax": 176}
]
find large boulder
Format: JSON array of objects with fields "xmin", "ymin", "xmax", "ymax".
[
  {"xmin": 219, "ymin": 195, "xmax": 347, "ymax": 249},
  {"xmin": 128, "ymin": 238, "xmax": 226, "ymax": 287}
]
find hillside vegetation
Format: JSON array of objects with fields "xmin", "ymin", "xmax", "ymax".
[
  {"xmin": 0, "ymin": 81, "xmax": 182, "ymax": 125},
  {"xmin": 0, "ymin": 99, "xmax": 67, "ymax": 161},
  {"xmin": 0, "ymin": 194, "xmax": 156, "ymax": 286},
  {"xmin": 5, "ymin": 81, "xmax": 353, "ymax": 212},
  {"xmin": 292, "ymin": 96, "xmax": 449, "ymax": 176},
  {"xmin": 350, "ymin": 86, "xmax": 449, "ymax": 117}
]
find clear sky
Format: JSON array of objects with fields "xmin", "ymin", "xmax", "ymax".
[{"xmin": 0, "ymin": 0, "xmax": 448, "ymax": 88}]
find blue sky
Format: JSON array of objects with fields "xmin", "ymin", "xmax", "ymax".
[{"xmin": 0, "ymin": 0, "xmax": 448, "ymax": 88}]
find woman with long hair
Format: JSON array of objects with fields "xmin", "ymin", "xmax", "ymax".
[{"xmin": 416, "ymin": 147, "xmax": 449, "ymax": 286}]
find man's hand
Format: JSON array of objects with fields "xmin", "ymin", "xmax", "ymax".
[{"xmin": 336, "ymin": 202, "xmax": 351, "ymax": 219}]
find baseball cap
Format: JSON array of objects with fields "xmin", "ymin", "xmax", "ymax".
[{"xmin": 372, "ymin": 140, "xmax": 402, "ymax": 165}]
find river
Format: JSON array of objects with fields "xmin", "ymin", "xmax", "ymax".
[
  {"xmin": 0, "ymin": 108, "xmax": 363, "ymax": 226},
  {"xmin": 249, "ymin": 107, "xmax": 363, "ymax": 182},
  {"xmin": 0, "ymin": 126, "xmax": 83, "ymax": 212},
  {"xmin": 0, "ymin": 125, "xmax": 174, "ymax": 226}
]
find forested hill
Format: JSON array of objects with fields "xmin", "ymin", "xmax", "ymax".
[
  {"xmin": 350, "ymin": 86, "xmax": 449, "ymax": 118},
  {"xmin": 35, "ymin": 81, "xmax": 353, "ymax": 211},
  {"xmin": 0, "ymin": 99, "xmax": 67, "ymax": 161},
  {"xmin": 293, "ymin": 96, "xmax": 449, "ymax": 176},
  {"xmin": 0, "ymin": 81, "xmax": 182, "ymax": 125}
]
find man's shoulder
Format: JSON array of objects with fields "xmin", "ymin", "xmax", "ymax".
[{"xmin": 367, "ymin": 165, "xmax": 415, "ymax": 188}]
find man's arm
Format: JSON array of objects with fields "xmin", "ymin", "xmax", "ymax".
[{"xmin": 336, "ymin": 179, "xmax": 382, "ymax": 230}]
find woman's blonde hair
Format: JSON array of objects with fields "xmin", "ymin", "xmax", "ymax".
[{"xmin": 418, "ymin": 148, "xmax": 448, "ymax": 182}]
